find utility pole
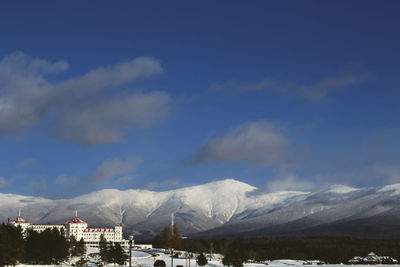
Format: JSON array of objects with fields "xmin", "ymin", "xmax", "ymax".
[{"xmin": 129, "ymin": 235, "xmax": 134, "ymax": 267}]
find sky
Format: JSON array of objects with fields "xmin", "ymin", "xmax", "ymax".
[{"xmin": 0, "ymin": 1, "xmax": 400, "ymax": 198}]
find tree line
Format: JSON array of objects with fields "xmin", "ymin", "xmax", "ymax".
[
  {"xmin": 0, "ymin": 223, "xmax": 86, "ymax": 265},
  {"xmin": 150, "ymin": 225, "xmax": 400, "ymax": 265},
  {"xmin": 0, "ymin": 223, "xmax": 127, "ymax": 266},
  {"xmin": 182, "ymin": 236, "xmax": 400, "ymax": 265}
]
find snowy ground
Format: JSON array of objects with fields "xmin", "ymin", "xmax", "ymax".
[{"xmin": 14, "ymin": 248, "xmax": 400, "ymax": 267}]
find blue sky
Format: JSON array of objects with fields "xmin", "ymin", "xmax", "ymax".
[{"xmin": 0, "ymin": 1, "xmax": 400, "ymax": 198}]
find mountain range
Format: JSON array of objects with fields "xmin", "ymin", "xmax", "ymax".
[{"xmin": 2, "ymin": 179, "xmax": 400, "ymax": 239}]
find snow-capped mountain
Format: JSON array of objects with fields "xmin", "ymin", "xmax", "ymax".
[{"xmin": 2, "ymin": 179, "xmax": 400, "ymax": 239}]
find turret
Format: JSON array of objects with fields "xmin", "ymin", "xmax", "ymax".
[
  {"xmin": 10, "ymin": 209, "xmax": 32, "ymax": 234},
  {"xmin": 65, "ymin": 210, "xmax": 88, "ymax": 239}
]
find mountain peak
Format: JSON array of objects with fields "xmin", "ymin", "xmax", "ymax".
[
  {"xmin": 175, "ymin": 179, "xmax": 256, "ymax": 194},
  {"xmin": 208, "ymin": 178, "xmax": 256, "ymax": 189}
]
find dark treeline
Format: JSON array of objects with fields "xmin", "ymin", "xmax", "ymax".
[
  {"xmin": 0, "ymin": 223, "xmax": 24, "ymax": 266},
  {"xmin": 24, "ymin": 228, "xmax": 69, "ymax": 264},
  {"xmin": 149, "ymin": 229, "xmax": 400, "ymax": 264},
  {"xmin": 0, "ymin": 223, "xmax": 85, "ymax": 266}
]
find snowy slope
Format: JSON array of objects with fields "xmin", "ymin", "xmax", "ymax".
[{"xmin": 3, "ymin": 179, "xmax": 400, "ymax": 238}]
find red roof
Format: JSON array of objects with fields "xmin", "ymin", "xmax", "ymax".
[
  {"xmin": 14, "ymin": 216, "xmax": 31, "ymax": 224},
  {"xmin": 66, "ymin": 217, "xmax": 87, "ymax": 224},
  {"xmin": 115, "ymin": 223, "xmax": 122, "ymax": 227}
]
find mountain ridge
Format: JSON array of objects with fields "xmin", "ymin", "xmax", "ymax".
[{"xmin": 2, "ymin": 179, "xmax": 400, "ymax": 239}]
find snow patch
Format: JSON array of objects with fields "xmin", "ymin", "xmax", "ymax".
[
  {"xmin": 378, "ymin": 184, "xmax": 400, "ymax": 195},
  {"xmin": 324, "ymin": 184, "xmax": 358, "ymax": 194}
]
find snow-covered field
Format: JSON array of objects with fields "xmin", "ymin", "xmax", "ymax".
[{"xmin": 14, "ymin": 248, "xmax": 400, "ymax": 267}]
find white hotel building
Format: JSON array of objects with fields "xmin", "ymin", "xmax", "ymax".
[{"xmin": 9, "ymin": 211, "xmax": 130, "ymax": 248}]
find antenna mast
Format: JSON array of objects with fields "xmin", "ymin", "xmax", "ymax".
[{"xmin": 171, "ymin": 213, "xmax": 174, "ymax": 235}]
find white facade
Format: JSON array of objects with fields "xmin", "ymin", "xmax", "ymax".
[
  {"xmin": 9, "ymin": 213, "xmax": 130, "ymax": 248},
  {"xmin": 32, "ymin": 224, "xmax": 65, "ymax": 233},
  {"xmin": 65, "ymin": 217, "xmax": 88, "ymax": 241}
]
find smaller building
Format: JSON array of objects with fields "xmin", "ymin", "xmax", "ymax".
[
  {"xmin": 8, "ymin": 210, "xmax": 64, "ymax": 236},
  {"xmin": 348, "ymin": 252, "xmax": 398, "ymax": 265}
]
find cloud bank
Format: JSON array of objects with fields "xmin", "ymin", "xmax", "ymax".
[
  {"xmin": 90, "ymin": 157, "xmax": 143, "ymax": 182},
  {"xmin": 0, "ymin": 52, "xmax": 171, "ymax": 145},
  {"xmin": 193, "ymin": 121, "xmax": 288, "ymax": 165}
]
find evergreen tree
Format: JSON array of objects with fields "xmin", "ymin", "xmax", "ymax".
[
  {"xmin": 154, "ymin": 259, "xmax": 166, "ymax": 267},
  {"xmin": 171, "ymin": 225, "xmax": 182, "ymax": 249},
  {"xmin": 160, "ymin": 225, "xmax": 173, "ymax": 247},
  {"xmin": 70, "ymin": 236, "xmax": 87, "ymax": 257},
  {"xmin": 153, "ymin": 234, "xmax": 163, "ymax": 248},
  {"xmin": 197, "ymin": 253, "xmax": 208, "ymax": 266},
  {"xmin": 77, "ymin": 237, "xmax": 87, "ymax": 257},
  {"xmin": 50, "ymin": 228, "xmax": 69, "ymax": 263},
  {"xmin": 99, "ymin": 234, "xmax": 109, "ymax": 264},
  {"xmin": 24, "ymin": 229, "xmax": 42, "ymax": 263},
  {"xmin": 0, "ymin": 223, "xmax": 24, "ymax": 266},
  {"xmin": 25, "ymin": 228, "xmax": 68, "ymax": 264},
  {"xmin": 222, "ymin": 250, "xmax": 244, "ymax": 267},
  {"xmin": 153, "ymin": 224, "xmax": 182, "ymax": 249},
  {"xmin": 109, "ymin": 242, "xmax": 128, "ymax": 265},
  {"xmin": 69, "ymin": 235, "xmax": 79, "ymax": 257}
]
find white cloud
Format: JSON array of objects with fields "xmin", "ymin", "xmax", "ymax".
[
  {"xmin": 90, "ymin": 157, "xmax": 143, "ymax": 182},
  {"xmin": 265, "ymin": 173, "xmax": 315, "ymax": 192},
  {"xmin": 265, "ymin": 163, "xmax": 400, "ymax": 193},
  {"xmin": 0, "ymin": 52, "xmax": 171, "ymax": 145},
  {"xmin": 209, "ymin": 71, "xmax": 368, "ymax": 101},
  {"xmin": 193, "ymin": 121, "xmax": 288, "ymax": 165},
  {"xmin": 0, "ymin": 177, "xmax": 6, "ymax": 186},
  {"xmin": 52, "ymin": 91, "xmax": 171, "ymax": 146},
  {"xmin": 58, "ymin": 56, "xmax": 163, "ymax": 96},
  {"xmin": 0, "ymin": 52, "xmax": 64, "ymax": 133},
  {"xmin": 299, "ymin": 73, "xmax": 368, "ymax": 101}
]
